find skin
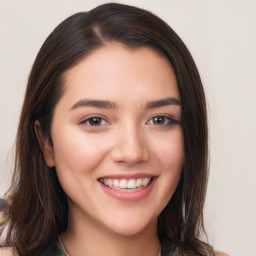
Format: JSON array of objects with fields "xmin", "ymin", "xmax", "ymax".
[
  {"xmin": 37, "ymin": 43, "xmax": 182, "ymax": 255},
  {"xmin": 37, "ymin": 43, "xmax": 184, "ymax": 256},
  {"xmin": 0, "ymin": 44, "xmax": 230, "ymax": 256}
]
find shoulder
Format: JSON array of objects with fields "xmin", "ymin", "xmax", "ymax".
[
  {"xmin": 0, "ymin": 247, "xmax": 15, "ymax": 256},
  {"xmin": 215, "ymin": 252, "xmax": 231, "ymax": 256}
]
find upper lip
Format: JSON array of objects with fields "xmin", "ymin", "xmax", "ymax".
[{"xmin": 97, "ymin": 173, "xmax": 156, "ymax": 180}]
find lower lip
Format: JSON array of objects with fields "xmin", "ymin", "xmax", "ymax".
[{"xmin": 99, "ymin": 178, "xmax": 157, "ymax": 202}]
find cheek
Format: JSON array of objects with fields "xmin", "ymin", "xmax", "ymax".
[
  {"xmin": 51, "ymin": 127, "xmax": 108, "ymax": 175},
  {"xmin": 151, "ymin": 129, "xmax": 183, "ymax": 200},
  {"xmin": 51, "ymin": 127, "xmax": 111, "ymax": 204},
  {"xmin": 153, "ymin": 129, "xmax": 183, "ymax": 170}
]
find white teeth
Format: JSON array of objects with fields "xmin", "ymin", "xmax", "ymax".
[
  {"xmin": 127, "ymin": 179, "xmax": 136, "ymax": 189},
  {"xmin": 142, "ymin": 178, "xmax": 149, "ymax": 186},
  {"xmin": 136, "ymin": 178, "xmax": 142, "ymax": 187},
  {"xmin": 104, "ymin": 178, "xmax": 112, "ymax": 187},
  {"xmin": 101, "ymin": 177, "xmax": 152, "ymax": 189},
  {"xmin": 119, "ymin": 179, "xmax": 127, "ymax": 188},
  {"xmin": 113, "ymin": 179, "xmax": 119, "ymax": 187}
]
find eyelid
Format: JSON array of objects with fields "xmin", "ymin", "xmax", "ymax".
[
  {"xmin": 146, "ymin": 114, "xmax": 180, "ymax": 125},
  {"xmin": 78, "ymin": 114, "xmax": 110, "ymax": 126},
  {"xmin": 77, "ymin": 114, "xmax": 180, "ymax": 127}
]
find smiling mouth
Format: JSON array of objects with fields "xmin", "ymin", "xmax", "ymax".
[{"xmin": 98, "ymin": 177, "xmax": 154, "ymax": 192}]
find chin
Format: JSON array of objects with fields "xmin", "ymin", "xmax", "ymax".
[{"xmin": 104, "ymin": 215, "xmax": 158, "ymax": 237}]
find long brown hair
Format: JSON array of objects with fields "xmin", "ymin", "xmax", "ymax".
[{"xmin": 0, "ymin": 3, "xmax": 213, "ymax": 255}]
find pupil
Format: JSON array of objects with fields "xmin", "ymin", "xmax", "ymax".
[
  {"xmin": 153, "ymin": 116, "xmax": 164, "ymax": 125},
  {"xmin": 89, "ymin": 118, "xmax": 101, "ymax": 125}
]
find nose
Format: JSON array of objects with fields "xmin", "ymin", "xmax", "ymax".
[{"xmin": 110, "ymin": 125, "xmax": 149, "ymax": 165}]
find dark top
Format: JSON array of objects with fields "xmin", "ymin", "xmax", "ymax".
[{"xmin": 43, "ymin": 237, "xmax": 179, "ymax": 256}]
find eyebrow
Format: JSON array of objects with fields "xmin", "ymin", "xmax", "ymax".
[
  {"xmin": 70, "ymin": 97, "xmax": 181, "ymax": 111},
  {"xmin": 146, "ymin": 97, "xmax": 181, "ymax": 108},
  {"xmin": 70, "ymin": 99, "xmax": 118, "ymax": 110}
]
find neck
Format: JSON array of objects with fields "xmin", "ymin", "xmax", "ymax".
[{"xmin": 61, "ymin": 206, "xmax": 160, "ymax": 256}]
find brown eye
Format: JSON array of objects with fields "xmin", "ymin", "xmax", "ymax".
[
  {"xmin": 152, "ymin": 116, "xmax": 165, "ymax": 125},
  {"xmin": 147, "ymin": 115, "xmax": 180, "ymax": 126},
  {"xmin": 80, "ymin": 116, "xmax": 109, "ymax": 126},
  {"xmin": 88, "ymin": 117, "xmax": 102, "ymax": 126}
]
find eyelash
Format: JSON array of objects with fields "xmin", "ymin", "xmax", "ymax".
[
  {"xmin": 146, "ymin": 115, "xmax": 180, "ymax": 126},
  {"xmin": 79, "ymin": 115, "xmax": 109, "ymax": 127},
  {"xmin": 79, "ymin": 115, "xmax": 180, "ymax": 127}
]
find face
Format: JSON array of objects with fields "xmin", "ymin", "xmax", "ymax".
[{"xmin": 40, "ymin": 43, "xmax": 183, "ymax": 236}]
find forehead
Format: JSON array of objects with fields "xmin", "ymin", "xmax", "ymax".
[{"xmin": 61, "ymin": 43, "xmax": 180, "ymax": 105}]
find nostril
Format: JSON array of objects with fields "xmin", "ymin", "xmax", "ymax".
[{"xmin": 111, "ymin": 144, "xmax": 149, "ymax": 164}]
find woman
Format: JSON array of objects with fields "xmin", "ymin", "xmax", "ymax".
[{"xmin": 0, "ymin": 3, "xmax": 229, "ymax": 256}]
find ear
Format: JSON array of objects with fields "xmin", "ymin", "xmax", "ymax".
[{"xmin": 34, "ymin": 120, "xmax": 56, "ymax": 167}]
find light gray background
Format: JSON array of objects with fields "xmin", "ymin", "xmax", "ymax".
[{"xmin": 0, "ymin": 1, "xmax": 255, "ymax": 255}]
